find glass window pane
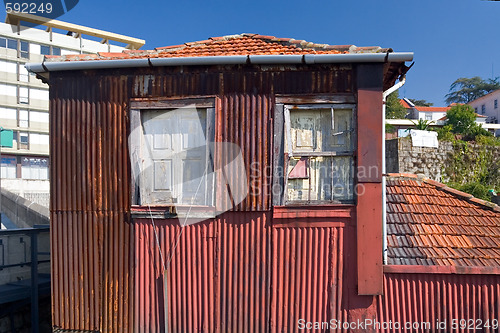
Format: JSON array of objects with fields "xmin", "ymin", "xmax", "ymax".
[
  {"xmin": 1, "ymin": 156, "xmax": 17, "ymax": 179},
  {"xmin": 41, "ymin": 45, "xmax": 50, "ymax": 55},
  {"xmin": 19, "ymin": 64, "xmax": 29, "ymax": 82},
  {"xmin": 7, "ymin": 39, "xmax": 17, "ymax": 50},
  {"xmin": 52, "ymin": 47, "xmax": 61, "ymax": 56},
  {"xmin": 289, "ymin": 108, "xmax": 353, "ymax": 153},
  {"xmin": 20, "ymin": 41, "xmax": 28, "ymax": 52},
  {"xmin": 0, "ymin": 37, "xmax": 6, "ymax": 48},
  {"xmin": 19, "ymin": 110, "xmax": 29, "ymax": 127},
  {"xmin": 287, "ymin": 156, "xmax": 353, "ymax": 202},
  {"xmin": 19, "ymin": 86, "xmax": 29, "ymax": 104}
]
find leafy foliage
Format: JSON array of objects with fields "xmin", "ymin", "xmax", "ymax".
[
  {"xmin": 444, "ymin": 104, "xmax": 491, "ymax": 140},
  {"xmin": 443, "ymin": 141, "xmax": 500, "ymax": 202},
  {"xmin": 411, "ymin": 119, "xmax": 433, "ymax": 131},
  {"xmin": 386, "ymin": 91, "xmax": 407, "ymax": 119},
  {"xmin": 436, "ymin": 124, "xmax": 456, "ymax": 141},
  {"xmin": 445, "ymin": 76, "xmax": 500, "ymax": 104},
  {"xmin": 385, "ymin": 123, "xmax": 397, "ymax": 133},
  {"xmin": 475, "ymin": 134, "xmax": 500, "ymax": 146},
  {"xmin": 446, "ymin": 104, "xmax": 476, "ymax": 133},
  {"xmin": 448, "ymin": 182, "xmax": 496, "ymax": 202},
  {"xmin": 408, "ymin": 98, "xmax": 433, "ymax": 107}
]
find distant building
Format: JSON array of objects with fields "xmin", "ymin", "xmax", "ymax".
[
  {"xmin": 389, "ymin": 98, "xmax": 500, "ymax": 138},
  {"xmin": 468, "ymin": 89, "xmax": 500, "ymax": 135},
  {"xmin": 400, "ymin": 98, "xmax": 449, "ymax": 121},
  {"xmin": 0, "ymin": 12, "xmax": 144, "ymax": 202}
]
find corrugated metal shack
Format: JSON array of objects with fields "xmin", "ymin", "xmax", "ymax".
[{"xmin": 27, "ymin": 34, "xmax": 419, "ymax": 332}]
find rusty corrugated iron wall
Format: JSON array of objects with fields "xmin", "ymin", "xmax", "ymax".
[
  {"xmin": 379, "ymin": 273, "xmax": 500, "ymax": 333},
  {"xmin": 49, "ymin": 65, "xmax": 358, "ymax": 332},
  {"xmin": 50, "ymin": 74, "xmax": 133, "ymax": 332}
]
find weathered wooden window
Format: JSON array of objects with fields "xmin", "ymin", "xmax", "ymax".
[
  {"xmin": 130, "ymin": 101, "xmax": 215, "ymax": 207},
  {"xmin": 281, "ymin": 104, "xmax": 355, "ymax": 204}
]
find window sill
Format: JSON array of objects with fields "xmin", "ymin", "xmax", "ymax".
[
  {"xmin": 272, "ymin": 204, "xmax": 354, "ymax": 227},
  {"xmin": 131, "ymin": 205, "xmax": 216, "ymax": 219}
]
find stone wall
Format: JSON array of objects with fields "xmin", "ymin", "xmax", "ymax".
[{"xmin": 386, "ymin": 137, "xmax": 500, "ymax": 182}]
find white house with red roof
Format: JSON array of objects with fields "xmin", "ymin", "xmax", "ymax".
[
  {"xmin": 400, "ymin": 98, "xmax": 449, "ymax": 121},
  {"xmin": 468, "ymin": 89, "xmax": 500, "ymax": 135},
  {"xmin": 387, "ymin": 98, "xmax": 496, "ymax": 138}
]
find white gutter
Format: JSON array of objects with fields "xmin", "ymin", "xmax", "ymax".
[
  {"xmin": 382, "ymin": 77, "xmax": 406, "ymax": 265},
  {"xmin": 25, "ymin": 52, "xmax": 414, "ymax": 73}
]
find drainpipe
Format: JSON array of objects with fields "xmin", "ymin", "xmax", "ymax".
[{"xmin": 382, "ymin": 77, "xmax": 406, "ymax": 264}]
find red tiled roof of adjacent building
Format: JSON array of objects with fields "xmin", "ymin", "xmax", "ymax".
[
  {"xmin": 44, "ymin": 33, "xmax": 393, "ymax": 62},
  {"xmin": 413, "ymin": 106, "xmax": 450, "ymax": 112},
  {"xmin": 399, "ymin": 99, "xmax": 451, "ymax": 112},
  {"xmin": 386, "ymin": 173, "xmax": 500, "ymax": 267},
  {"xmin": 399, "ymin": 99, "xmax": 413, "ymax": 108}
]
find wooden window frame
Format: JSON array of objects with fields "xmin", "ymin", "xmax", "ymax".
[
  {"xmin": 129, "ymin": 97, "xmax": 216, "ymax": 216},
  {"xmin": 273, "ymin": 97, "xmax": 357, "ymax": 206}
]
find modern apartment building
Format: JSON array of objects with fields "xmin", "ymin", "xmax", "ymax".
[{"xmin": 0, "ymin": 12, "xmax": 144, "ymax": 204}]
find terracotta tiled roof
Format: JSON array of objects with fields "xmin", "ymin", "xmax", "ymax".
[
  {"xmin": 399, "ymin": 100, "xmax": 451, "ymax": 113},
  {"xmin": 386, "ymin": 173, "xmax": 500, "ymax": 267},
  {"xmin": 399, "ymin": 99, "xmax": 413, "ymax": 108},
  {"xmin": 414, "ymin": 106, "xmax": 450, "ymax": 113},
  {"xmin": 44, "ymin": 33, "xmax": 392, "ymax": 62}
]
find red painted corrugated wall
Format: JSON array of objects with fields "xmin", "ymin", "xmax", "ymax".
[
  {"xmin": 379, "ymin": 273, "xmax": 500, "ymax": 333},
  {"xmin": 133, "ymin": 213, "xmax": 351, "ymax": 333}
]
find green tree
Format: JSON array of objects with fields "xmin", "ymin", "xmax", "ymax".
[
  {"xmin": 445, "ymin": 76, "xmax": 500, "ymax": 104},
  {"xmin": 445, "ymin": 104, "xmax": 491, "ymax": 140},
  {"xmin": 408, "ymin": 98, "xmax": 433, "ymax": 107},
  {"xmin": 411, "ymin": 119, "xmax": 433, "ymax": 131},
  {"xmin": 446, "ymin": 104, "xmax": 477, "ymax": 134},
  {"xmin": 386, "ymin": 91, "xmax": 407, "ymax": 119}
]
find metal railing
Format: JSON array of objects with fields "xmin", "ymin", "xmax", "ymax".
[{"xmin": 0, "ymin": 225, "xmax": 50, "ymax": 333}]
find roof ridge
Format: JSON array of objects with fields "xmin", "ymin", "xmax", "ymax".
[
  {"xmin": 44, "ymin": 33, "xmax": 399, "ymax": 62},
  {"xmin": 154, "ymin": 33, "xmax": 390, "ymax": 54},
  {"xmin": 386, "ymin": 173, "xmax": 500, "ymax": 213}
]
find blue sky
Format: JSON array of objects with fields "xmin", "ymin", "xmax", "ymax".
[{"xmin": 3, "ymin": 0, "xmax": 500, "ymax": 105}]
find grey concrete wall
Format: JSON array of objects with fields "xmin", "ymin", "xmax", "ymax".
[
  {"xmin": 1, "ymin": 179, "xmax": 50, "ymax": 209},
  {"xmin": 1, "ymin": 188, "xmax": 49, "ymax": 229}
]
